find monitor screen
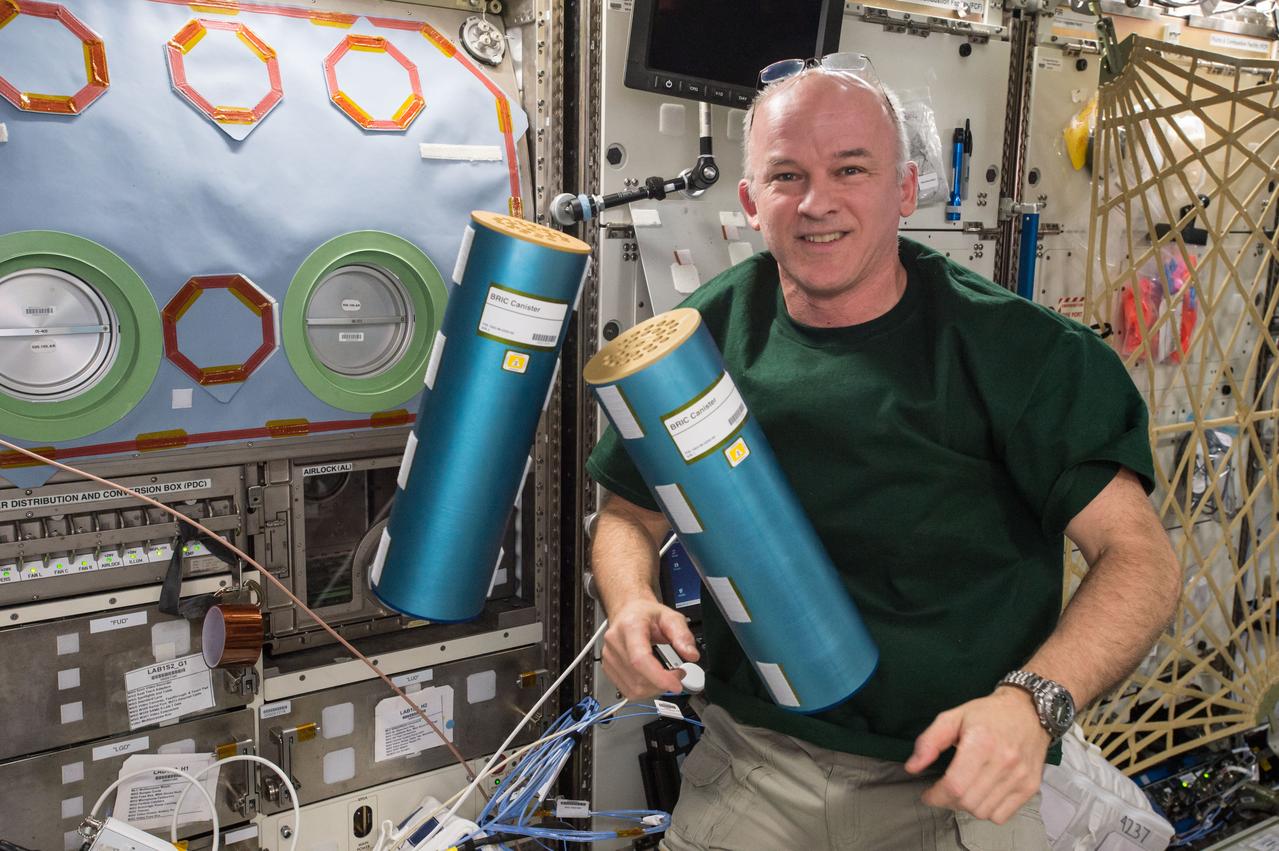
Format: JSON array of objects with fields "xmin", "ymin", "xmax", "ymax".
[{"xmin": 625, "ymin": 0, "xmax": 842, "ymax": 107}]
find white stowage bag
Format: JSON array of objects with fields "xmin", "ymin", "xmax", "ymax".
[{"xmin": 1040, "ymin": 726, "xmax": 1174, "ymax": 851}]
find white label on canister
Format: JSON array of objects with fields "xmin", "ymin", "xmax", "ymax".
[
  {"xmin": 90, "ymin": 611, "xmax": 147, "ymax": 634},
  {"xmin": 477, "ymin": 285, "xmax": 568, "ymax": 351},
  {"xmin": 397, "ymin": 431, "xmax": 418, "ymax": 491},
  {"xmin": 425, "ymin": 330, "xmax": 446, "ymax": 390},
  {"xmin": 93, "ymin": 736, "xmax": 150, "ymax": 762},
  {"xmin": 341, "ymin": 299, "xmax": 361, "ymax": 312},
  {"xmin": 662, "ymin": 372, "xmax": 748, "ymax": 463},
  {"xmin": 370, "ymin": 528, "xmax": 391, "ymax": 586},
  {"xmin": 654, "ymin": 483, "xmax": 702, "ymax": 534},
  {"xmin": 124, "ymin": 653, "xmax": 215, "ymax": 730},
  {"xmin": 596, "ymin": 384, "xmax": 644, "ymax": 439},
  {"xmin": 453, "ymin": 226, "xmax": 476, "ymax": 285},
  {"xmin": 704, "ymin": 575, "xmax": 751, "ymax": 623},
  {"xmin": 339, "ymin": 332, "xmax": 365, "ymax": 342},
  {"xmin": 754, "ymin": 661, "xmax": 800, "ymax": 708}
]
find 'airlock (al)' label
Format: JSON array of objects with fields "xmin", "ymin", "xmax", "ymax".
[
  {"xmin": 662, "ymin": 372, "xmax": 748, "ymax": 463},
  {"xmin": 477, "ymin": 284, "xmax": 568, "ymax": 350}
]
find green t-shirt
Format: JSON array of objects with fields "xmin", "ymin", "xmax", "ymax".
[{"xmin": 585, "ymin": 238, "xmax": 1154, "ymax": 763}]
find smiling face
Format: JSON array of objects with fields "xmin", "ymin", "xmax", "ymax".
[{"xmin": 739, "ymin": 73, "xmax": 919, "ymax": 320}]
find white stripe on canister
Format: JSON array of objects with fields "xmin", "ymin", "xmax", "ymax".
[
  {"xmin": 596, "ymin": 384, "xmax": 643, "ymax": 439},
  {"xmin": 704, "ymin": 575, "xmax": 750, "ymax": 622},
  {"xmin": 755, "ymin": 661, "xmax": 799, "ymax": 708},
  {"xmin": 654, "ymin": 483, "xmax": 702, "ymax": 535},
  {"xmin": 397, "ymin": 431, "xmax": 418, "ymax": 491},
  {"xmin": 453, "ymin": 226, "xmax": 476, "ymax": 285},
  {"xmin": 370, "ymin": 528, "xmax": 392, "ymax": 586},
  {"xmin": 424, "ymin": 330, "xmax": 446, "ymax": 389}
]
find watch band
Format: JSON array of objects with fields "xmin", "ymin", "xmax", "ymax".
[{"xmin": 999, "ymin": 669, "xmax": 1075, "ymax": 741}]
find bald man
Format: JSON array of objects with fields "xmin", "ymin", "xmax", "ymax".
[{"xmin": 586, "ymin": 66, "xmax": 1180, "ymax": 850}]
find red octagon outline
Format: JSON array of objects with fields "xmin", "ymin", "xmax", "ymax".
[
  {"xmin": 323, "ymin": 34, "xmax": 424, "ymax": 132},
  {"xmin": 0, "ymin": 0, "xmax": 109, "ymax": 114},
  {"xmin": 166, "ymin": 18, "xmax": 282, "ymax": 126},
  {"xmin": 163, "ymin": 275, "xmax": 277, "ymax": 386}
]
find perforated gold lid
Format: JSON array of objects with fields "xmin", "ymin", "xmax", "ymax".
[
  {"xmin": 583, "ymin": 308, "xmax": 701, "ymax": 384},
  {"xmin": 471, "ymin": 210, "xmax": 591, "ymax": 255}
]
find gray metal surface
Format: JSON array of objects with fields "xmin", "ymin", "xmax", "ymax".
[
  {"xmin": 0, "ymin": 595, "xmax": 253, "ymax": 761},
  {"xmin": 304, "ymin": 265, "xmax": 413, "ymax": 379},
  {"xmin": 0, "ymin": 266, "xmax": 118, "ymax": 401},
  {"xmin": 0, "ymin": 708, "xmax": 255, "ymax": 851},
  {"xmin": 0, "ymin": 465, "xmax": 245, "ymax": 606},
  {"xmin": 256, "ymin": 643, "xmax": 543, "ymax": 813}
]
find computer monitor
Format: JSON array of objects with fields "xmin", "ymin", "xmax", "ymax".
[{"xmin": 624, "ymin": 0, "xmax": 844, "ymax": 109}]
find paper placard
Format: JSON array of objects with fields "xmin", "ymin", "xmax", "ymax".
[
  {"xmin": 477, "ymin": 285, "xmax": 569, "ymax": 351},
  {"xmin": 113, "ymin": 753, "xmax": 218, "ymax": 830},
  {"xmin": 124, "ymin": 653, "xmax": 215, "ymax": 730},
  {"xmin": 373, "ymin": 686, "xmax": 454, "ymax": 762},
  {"xmin": 93, "ymin": 736, "xmax": 150, "ymax": 762},
  {"xmin": 90, "ymin": 611, "xmax": 147, "ymax": 634}
]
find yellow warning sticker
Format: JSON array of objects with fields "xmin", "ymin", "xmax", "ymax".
[
  {"xmin": 503, "ymin": 351, "xmax": 530, "ymax": 374},
  {"xmin": 724, "ymin": 437, "xmax": 750, "ymax": 467}
]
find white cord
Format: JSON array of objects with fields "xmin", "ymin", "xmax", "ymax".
[
  {"xmin": 374, "ymin": 698, "xmax": 629, "ymax": 851},
  {"xmin": 172, "ymin": 755, "xmax": 300, "ymax": 851},
  {"xmin": 395, "ymin": 618, "xmax": 612, "ymax": 850},
  {"xmin": 383, "ymin": 517, "xmax": 680, "ymax": 849},
  {"xmin": 89, "ymin": 766, "xmax": 219, "ymax": 851}
]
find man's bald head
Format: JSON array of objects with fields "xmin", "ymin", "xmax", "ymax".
[{"xmin": 741, "ymin": 68, "xmax": 910, "ymax": 187}]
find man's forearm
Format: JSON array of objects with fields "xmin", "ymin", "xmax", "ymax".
[
  {"xmin": 1021, "ymin": 538, "xmax": 1181, "ymax": 707},
  {"xmin": 591, "ymin": 495, "xmax": 671, "ymax": 618}
]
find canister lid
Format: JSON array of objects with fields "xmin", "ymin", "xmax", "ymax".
[
  {"xmin": 583, "ymin": 307, "xmax": 701, "ymax": 384},
  {"xmin": 471, "ymin": 210, "xmax": 592, "ymax": 255}
]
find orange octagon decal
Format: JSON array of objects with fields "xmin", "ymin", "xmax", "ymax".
[
  {"xmin": 323, "ymin": 34, "xmax": 424, "ymax": 132},
  {"xmin": 163, "ymin": 274, "xmax": 278, "ymax": 386},
  {"xmin": 166, "ymin": 19, "xmax": 283, "ymax": 126},
  {"xmin": 0, "ymin": 0, "xmax": 109, "ymax": 114}
]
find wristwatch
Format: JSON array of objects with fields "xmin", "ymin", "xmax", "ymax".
[{"xmin": 998, "ymin": 670, "xmax": 1076, "ymax": 742}]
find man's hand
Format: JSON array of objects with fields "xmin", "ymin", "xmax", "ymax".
[
  {"xmin": 602, "ymin": 598, "xmax": 699, "ymax": 699},
  {"xmin": 904, "ymin": 687, "xmax": 1050, "ymax": 824}
]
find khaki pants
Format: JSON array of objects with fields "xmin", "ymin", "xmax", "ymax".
[{"xmin": 659, "ymin": 702, "xmax": 1051, "ymax": 851}]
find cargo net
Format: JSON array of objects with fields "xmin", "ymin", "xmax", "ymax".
[{"xmin": 1081, "ymin": 35, "xmax": 1279, "ymax": 774}]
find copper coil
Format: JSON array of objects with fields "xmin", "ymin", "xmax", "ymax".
[{"xmin": 202, "ymin": 603, "xmax": 264, "ymax": 669}]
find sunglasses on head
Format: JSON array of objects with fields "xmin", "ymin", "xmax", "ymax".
[{"xmin": 757, "ymin": 52, "xmax": 879, "ymax": 88}]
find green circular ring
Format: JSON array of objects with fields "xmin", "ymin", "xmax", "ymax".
[
  {"xmin": 283, "ymin": 231, "xmax": 448, "ymax": 412},
  {"xmin": 0, "ymin": 231, "xmax": 161, "ymax": 442}
]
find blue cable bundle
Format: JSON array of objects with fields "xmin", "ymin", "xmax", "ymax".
[
  {"xmin": 583, "ymin": 309, "xmax": 878, "ymax": 713},
  {"xmin": 372, "ymin": 212, "xmax": 591, "ymax": 622}
]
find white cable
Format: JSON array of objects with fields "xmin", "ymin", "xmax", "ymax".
[
  {"xmin": 398, "ymin": 618, "xmax": 611, "ymax": 850},
  {"xmin": 89, "ymin": 766, "xmax": 219, "ymax": 851},
  {"xmin": 376, "ymin": 698, "xmax": 629, "ymax": 851},
  {"xmin": 385, "ymin": 520, "xmax": 680, "ymax": 849},
  {"xmin": 172, "ymin": 755, "xmax": 300, "ymax": 851}
]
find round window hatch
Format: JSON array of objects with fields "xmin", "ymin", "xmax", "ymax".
[
  {"xmin": 0, "ymin": 266, "xmax": 119, "ymax": 401},
  {"xmin": 305, "ymin": 264, "xmax": 414, "ymax": 378},
  {"xmin": 284, "ymin": 231, "xmax": 447, "ymax": 413},
  {"xmin": 0, "ymin": 231, "xmax": 161, "ymax": 442}
]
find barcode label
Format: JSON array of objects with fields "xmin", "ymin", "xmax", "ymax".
[
  {"xmin": 531, "ymin": 332, "xmax": 557, "ymax": 343},
  {"xmin": 24, "ymin": 306, "xmax": 54, "ymax": 315}
]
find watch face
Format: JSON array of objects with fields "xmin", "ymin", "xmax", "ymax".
[{"xmin": 1047, "ymin": 690, "xmax": 1075, "ymax": 732}]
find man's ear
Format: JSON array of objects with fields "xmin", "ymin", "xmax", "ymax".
[
  {"xmin": 739, "ymin": 179, "xmax": 762, "ymax": 231},
  {"xmin": 898, "ymin": 161, "xmax": 920, "ymax": 219}
]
